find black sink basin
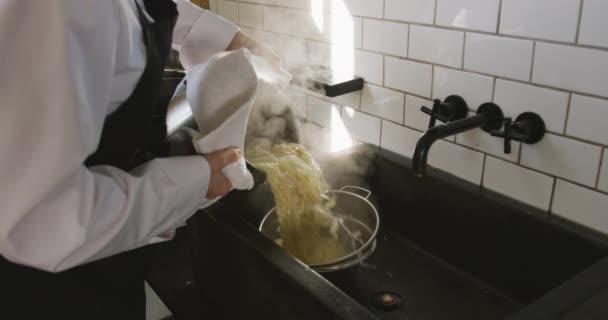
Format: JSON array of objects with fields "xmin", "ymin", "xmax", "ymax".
[
  {"xmin": 319, "ymin": 147, "xmax": 608, "ymax": 319},
  {"xmin": 179, "ymin": 145, "xmax": 608, "ymax": 320}
]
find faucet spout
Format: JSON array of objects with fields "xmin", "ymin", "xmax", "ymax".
[
  {"xmin": 412, "ymin": 129, "xmax": 436, "ymax": 177},
  {"xmin": 412, "ymin": 103, "xmax": 504, "ymax": 177}
]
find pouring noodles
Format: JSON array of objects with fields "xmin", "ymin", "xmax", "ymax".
[{"xmin": 246, "ymin": 143, "xmax": 347, "ymax": 265}]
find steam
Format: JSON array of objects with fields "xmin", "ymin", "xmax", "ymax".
[
  {"xmin": 242, "ymin": 12, "xmax": 370, "ymax": 185},
  {"xmin": 245, "ymin": 80, "xmax": 301, "ymax": 148}
]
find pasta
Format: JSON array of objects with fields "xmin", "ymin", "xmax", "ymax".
[{"xmin": 247, "ymin": 143, "xmax": 347, "ymax": 265}]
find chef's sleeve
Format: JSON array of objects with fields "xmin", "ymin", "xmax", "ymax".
[{"xmin": 0, "ymin": 0, "xmax": 212, "ymax": 272}]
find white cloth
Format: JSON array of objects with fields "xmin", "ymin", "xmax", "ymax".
[
  {"xmin": 187, "ymin": 50, "xmax": 293, "ymax": 191},
  {"xmin": 0, "ymin": 0, "xmax": 238, "ymax": 272},
  {"xmin": 188, "ymin": 49, "xmax": 258, "ymax": 190}
]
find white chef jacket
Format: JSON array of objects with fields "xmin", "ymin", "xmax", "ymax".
[{"xmin": 0, "ymin": 0, "xmax": 239, "ymax": 272}]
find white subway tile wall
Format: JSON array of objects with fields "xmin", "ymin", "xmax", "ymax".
[
  {"xmin": 352, "ymin": 17, "xmax": 363, "ymax": 48},
  {"xmin": 326, "ymin": 91, "xmax": 360, "ymax": 109},
  {"xmin": 384, "ymin": 0, "xmax": 435, "ymax": 25},
  {"xmin": 385, "ymin": 57, "xmax": 432, "ymax": 97},
  {"xmin": 238, "ymin": 3, "xmax": 263, "ymax": 29},
  {"xmin": 432, "ymin": 67, "xmax": 493, "ymax": 110},
  {"xmin": 464, "ymin": 33, "xmax": 533, "ymax": 81},
  {"xmin": 500, "ymin": 0, "xmax": 580, "ymax": 43},
  {"xmin": 307, "ymin": 96, "xmax": 339, "ymax": 128},
  {"xmin": 341, "ymin": 107, "xmax": 382, "ymax": 145},
  {"xmin": 579, "ymin": 0, "xmax": 608, "ymax": 48},
  {"xmin": 553, "ymin": 180, "xmax": 608, "ymax": 234},
  {"xmin": 275, "ymin": 0, "xmax": 306, "ymax": 9},
  {"xmin": 362, "ymin": 19, "xmax": 408, "ymax": 57},
  {"xmin": 533, "ymin": 43, "xmax": 608, "ymax": 97},
  {"xmin": 409, "ymin": 25, "xmax": 464, "ymax": 68},
  {"xmin": 380, "ymin": 121, "xmax": 421, "ymax": 158},
  {"xmin": 277, "ymin": 36, "xmax": 308, "ymax": 68},
  {"xmin": 457, "ymin": 128, "xmax": 520, "ymax": 162},
  {"xmin": 520, "ymin": 134, "xmax": 602, "ymax": 187},
  {"xmin": 427, "ymin": 140, "xmax": 485, "ymax": 184},
  {"xmin": 404, "ymin": 95, "xmax": 432, "ymax": 131},
  {"xmin": 246, "ymin": 0, "xmax": 275, "ymax": 4},
  {"xmin": 567, "ymin": 95, "xmax": 608, "ymax": 146},
  {"xmin": 339, "ymin": 0, "xmax": 383, "ymax": 19},
  {"xmin": 216, "ymin": 0, "xmax": 238, "ymax": 23},
  {"xmin": 493, "ymin": 80, "xmax": 569, "ymax": 132},
  {"xmin": 436, "ymin": 0, "xmax": 500, "ymax": 33},
  {"xmin": 360, "ymin": 84, "xmax": 405, "ymax": 123},
  {"xmin": 211, "ymin": 0, "xmax": 608, "ymax": 234},
  {"xmin": 354, "ymin": 50, "xmax": 384, "ymax": 85},
  {"xmin": 483, "ymin": 156, "xmax": 554, "ymax": 210},
  {"xmin": 291, "ymin": 10, "xmax": 328, "ymax": 41},
  {"xmin": 307, "ymin": 40, "xmax": 331, "ymax": 66},
  {"xmin": 263, "ymin": 6, "xmax": 292, "ymax": 33}
]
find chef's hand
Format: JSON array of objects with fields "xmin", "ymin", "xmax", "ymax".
[
  {"xmin": 203, "ymin": 147, "xmax": 241, "ymax": 199},
  {"xmin": 226, "ymin": 31, "xmax": 281, "ymax": 70}
]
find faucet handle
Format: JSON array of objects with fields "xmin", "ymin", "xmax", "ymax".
[
  {"xmin": 420, "ymin": 95, "xmax": 469, "ymax": 129},
  {"xmin": 490, "ymin": 118, "xmax": 518, "ymax": 154},
  {"xmin": 491, "ymin": 112, "xmax": 545, "ymax": 154},
  {"xmin": 420, "ymin": 99, "xmax": 444, "ymax": 128}
]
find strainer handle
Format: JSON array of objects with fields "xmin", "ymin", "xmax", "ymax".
[{"xmin": 339, "ymin": 186, "xmax": 371, "ymax": 199}]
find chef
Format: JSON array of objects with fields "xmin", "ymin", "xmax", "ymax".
[{"xmin": 0, "ymin": 0, "xmax": 278, "ymax": 318}]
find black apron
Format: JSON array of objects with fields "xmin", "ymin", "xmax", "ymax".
[{"xmin": 0, "ymin": 1, "xmax": 178, "ymax": 319}]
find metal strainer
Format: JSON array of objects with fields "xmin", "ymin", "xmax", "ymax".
[{"xmin": 259, "ymin": 186, "xmax": 380, "ymax": 272}]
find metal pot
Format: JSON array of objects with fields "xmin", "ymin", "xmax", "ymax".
[{"xmin": 259, "ymin": 186, "xmax": 380, "ymax": 272}]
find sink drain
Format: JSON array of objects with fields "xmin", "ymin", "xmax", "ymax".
[{"xmin": 374, "ymin": 291, "xmax": 404, "ymax": 311}]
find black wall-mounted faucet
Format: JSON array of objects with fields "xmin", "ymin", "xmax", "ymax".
[
  {"xmin": 490, "ymin": 112, "xmax": 546, "ymax": 154},
  {"xmin": 412, "ymin": 101, "xmax": 504, "ymax": 177}
]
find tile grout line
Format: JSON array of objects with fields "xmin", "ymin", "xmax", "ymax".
[
  {"xmin": 302, "ymin": 79, "xmax": 608, "ymax": 149},
  {"xmin": 491, "ymin": 76, "xmax": 497, "ymax": 101},
  {"xmin": 548, "ymin": 178, "xmax": 558, "ymax": 214},
  {"xmin": 406, "ymin": 23, "xmax": 411, "ymax": 58},
  {"xmin": 575, "ymin": 0, "xmax": 585, "ymax": 44},
  {"xmin": 250, "ymin": 4, "xmax": 608, "ymax": 52},
  {"xmin": 301, "ymin": 38, "xmax": 608, "ymax": 101},
  {"xmin": 296, "ymin": 66, "xmax": 608, "ymax": 149},
  {"xmin": 300, "ymin": 90, "xmax": 608, "ymax": 197},
  {"xmin": 307, "ymin": 94, "xmax": 605, "ymax": 191},
  {"xmin": 402, "ymin": 93, "xmax": 407, "ymax": 125},
  {"xmin": 236, "ymin": 1, "xmax": 241, "ymax": 25},
  {"xmin": 430, "ymin": 65, "xmax": 435, "ymax": 99},
  {"xmin": 564, "ymin": 93, "xmax": 573, "ymax": 135},
  {"xmin": 300, "ymin": 129, "xmax": 608, "ymax": 195},
  {"xmin": 595, "ymin": 148, "xmax": 605, "ymax": 189},
  {"xmin": 433, "ymin": 0, "xmax": 438, "ymax": 25},
  {"xmin": 496, "ymin": 0, "xmax": 503, "ymax": 34},
  {"xmin": 268, "ymin": 30, "xmax": 608, "ymax": 85},
  {"xmin": 382, "ymin": 54, "xmax": 386, "ymax": 87},
  {"xmin": 300, "ymin": 37, "xmax": 608, "ymax": 100},
  {"xmin": 341, "ymin": 14, "xmax": 608, "ymax": 52},
  {"xmin": 247, "ymin": 4, "xmax": 608, "ymax": 194},
  {"xmin": 361, "ymin": 18, "xmax": 365, "ymax": 52},
  {"xmin": 529, "ymin": 41, "xmax": 536, "ymax": 82},
  {"xmin": 261, "ymin": 2, "xmax": 266, "ymax": 31},
  {"xmin": 517, "ymin": 142, "xmax": 523, "ymax": 164},
  {"xmin": 461, "ymin": 32, "xmax": 467, "ymax": 69},
  {"xmin": 480, "ymin": 154, "xmax": 488, "ymax": 189}
]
